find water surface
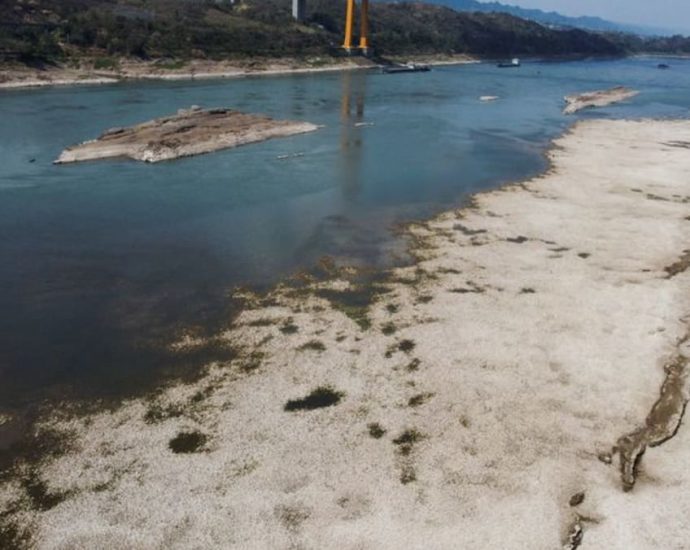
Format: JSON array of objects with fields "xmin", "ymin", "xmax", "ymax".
[{"xmin": 1, "ymin": 57, "xmax": 689, "ymax": 406}]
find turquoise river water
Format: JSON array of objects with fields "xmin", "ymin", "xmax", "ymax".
[{"xmin": 1, "ymin": 57, "xmax": 689, "ymax": 408}]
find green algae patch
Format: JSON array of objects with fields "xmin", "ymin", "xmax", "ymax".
[
  {"xmin": 315, "ymin": 271, "xmax": 392, "ymax": 332},
  {"xmin": 0, "ymin": 519, "xmax": 32, "ymax": 550},
  {"xmin": 239, "ymin": 351, "xmax": 266, "ymax": 372},
  {"xmin": 406, "ymin": 358, "xmax": 421, "ymax": 372},
  {"xmin": 280, "ymin": 320, "xmax": 299, "ymax": 335},
  {"xmin": 381, "ymin": 322, "xmax": 397, "ymax": 336},
  {"xmin": 408, "ymin": 392, "xmax": 434, "ymax": 407},
  {"xmin": 298, "ymin": 340, "xmax": 326, "ymax": 352},
  {"xmin": 284, "ymin": 387, "xmax": 344, "ymax": 412},
  {"xmin": 400, "ymin": 465, "xmax": 417, "ymax": 484},
  {"xmin": 316, "ymin": 288, "xmax": 374, "ymax": 331},
  {"xmin": 393, "ymin": 429, "xmax": 424, "ymax": 456},
  {"xmin": 367, "ymin": 422, "xmax": 387, "ymax": 439},
  {"xmin": 22, "ymin": 476, "xmax": 66, "ymax": 512},
  {"xmin": 144, "ymin": 402, "xmax": 184, "ymax": 424},
  {"xmin": 169, "ymin": 431, "xmax": 207, "ymax": 454},
  {"xmin": 665, "ymin": 249, "xmax": 690, "ymax": 278},
  {"xmin": 398, "ymin": 339, "xmax": 416, "ymax": 354}
]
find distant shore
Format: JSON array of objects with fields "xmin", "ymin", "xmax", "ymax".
[
  {"xmin": 0, "ymin": 54, "xmax": 478, "ymax": 91},
  {"xmin": 2, "ymin": 118, "xmax": 689, "ymax": 548},
  {"xmin": 3, "ymin": 52, "xmax": 684, "ymax": 91}
]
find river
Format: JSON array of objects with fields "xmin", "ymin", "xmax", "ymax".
[{"xmin": 1, "ymin": 56, "xmax": 689, "ymax": 408}]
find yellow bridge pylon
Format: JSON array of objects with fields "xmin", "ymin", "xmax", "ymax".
[{"xmin": 343, "ymin": 0, "xmax": 370, "ymax": 55}]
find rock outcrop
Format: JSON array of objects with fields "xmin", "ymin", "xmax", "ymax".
[
  {"xmin": 563, "ymin": 86, "xmax": 638, "ymax": 115},
  {"xmin": 55, "ymin": 106, "xmax": 319, "ymax": 164}
]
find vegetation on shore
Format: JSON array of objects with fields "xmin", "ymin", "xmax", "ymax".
[{"xmin": 1, "ymin": 0, "xmax": 689, "ymax": 69}]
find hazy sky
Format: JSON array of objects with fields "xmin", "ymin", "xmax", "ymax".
[{"xmin": 494, "ymin": 0, "xmax": 690, "ymax": 33}]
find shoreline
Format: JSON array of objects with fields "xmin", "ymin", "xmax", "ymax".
[
  {"xmin": 1, "ymin": 52, "xmax": 686, "ymax": 92},
  {"xmin": 0, "ymin": 55, "xmax": 478, "ymax": 91},
  {"xmin": 632, "ymin": 53, "xmax": 690, "ymax": 60},
  {"xmin": 1, "ymin": 118, "xmax": 689, "ymax": 548}
]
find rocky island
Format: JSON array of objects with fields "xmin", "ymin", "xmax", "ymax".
[
  {"xmin": 54, "ymin": 106, "xmax": 319, "ymax": 164},
  {"xmin": 563, "ymin": 86, "xmax": 639, "ymax": 114}
]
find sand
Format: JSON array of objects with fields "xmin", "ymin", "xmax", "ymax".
[
  {"xmin": 54, "ymin": 107, "xmax": 319, "ymax": 164},
  {"xmin": 1, "ymin": 119, "xmax": 690, "ymax": 549}
]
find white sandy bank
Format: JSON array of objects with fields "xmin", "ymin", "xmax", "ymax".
[{"xmin": 1, "ymin": 119, "xmax": 690, "ymax": 549}]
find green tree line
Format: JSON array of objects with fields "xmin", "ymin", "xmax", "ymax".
[{"xmin": 0, "ymin": 0, "xmax": 688, "ymax": 64}]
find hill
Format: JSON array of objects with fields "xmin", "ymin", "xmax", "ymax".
[
  {"xmin": 0, "ymin": 0, "xmax": 688, "ymax": 67},
  {"xmin": 417, "ymin": 0, "xmax": 671, "ymax": 36},
  {"xmin": 0, "ymin": 0, "xmax": 627, "ymax": 64}
]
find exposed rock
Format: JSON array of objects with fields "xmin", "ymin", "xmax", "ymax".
[
  {"xmin": 563, "ymin": 519, "xmax": 584, "ymax": 550},
  {"xmin": 563, "ymin": 86, "xmax": 638, "ymax": 115},
  {"xmin": 55, "ymin": 107, "xmax": 319, "ymax": 164},
  {"xmin": 616, "ymin": 352, "xmax": 689, "ymax": 491}
]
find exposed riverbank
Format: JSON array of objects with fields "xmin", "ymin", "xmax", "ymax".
[
  {"xmin": 0, "ymin": 55, "xmax": 478, "ymax": 91},
  {"xmin": 563, "ymin": 86, "xmax": 639, "ymax": 115},
  {"xmin": 1, "ymin": 118, "xmax": 689, "ymax": 548}
]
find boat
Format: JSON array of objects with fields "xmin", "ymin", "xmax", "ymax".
[
  {"xmin": 382, "ymin": 62, "xmax": 431, "ymax": 74},
  {"xmin": 497, "ymin": 58, "xmax": 521, "ymax": 68},
  {"xmin": 658, "ymin": 63, "xmax": 670, "ymax": 70}
]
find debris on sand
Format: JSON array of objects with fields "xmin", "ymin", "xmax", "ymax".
[
  {"xmin": 563, "ymin": 519, "xmax": 584, "ymax": 550},
  {"xmin": 168, "ymin": 431, "xmax": 207, "ymax": 454},
  {"xmin": 54, "ymin": 106, "xmax": 319, "ymax": 164},
  {"xmin": 563, "ymin": 87, "xmax": 638, "ymax": 115},
  {"xmin": 284, "ymin": 386, "xmax": 344, "ymax": 412},
  {"xmin": 616, "ymin": 352, "xmax": 689, "ymax": 492}
]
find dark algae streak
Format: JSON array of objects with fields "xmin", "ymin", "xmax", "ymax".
[{"xmin": 616, "ymin": 347, "xmax": 689, "ymax": 491}]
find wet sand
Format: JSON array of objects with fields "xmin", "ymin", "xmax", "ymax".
[{"xmin": 2, "ymin": 119, "xmax": 690, "ymax": 548}]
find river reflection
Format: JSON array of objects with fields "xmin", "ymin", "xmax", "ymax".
[{"xmin": 339, "ymin": 71, "xmax": 367, "ymax": 200}]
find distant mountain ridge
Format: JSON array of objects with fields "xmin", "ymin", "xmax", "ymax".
[{"xmin": 419, "ymin": 0, "xmax": 673, "ymax": 36}]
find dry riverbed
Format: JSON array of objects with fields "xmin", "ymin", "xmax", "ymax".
[
  {"xmin": 54, "ymin": 106, "xmax": 319, "ymax": 164},
  {"xmin": 2, "ymin": 119, "xmax": 690, "ymax": 549}
]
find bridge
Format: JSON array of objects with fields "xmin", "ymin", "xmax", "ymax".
[{"xmin": 292, "ymin": 0, "xmax": 370, "ymax": 54}]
